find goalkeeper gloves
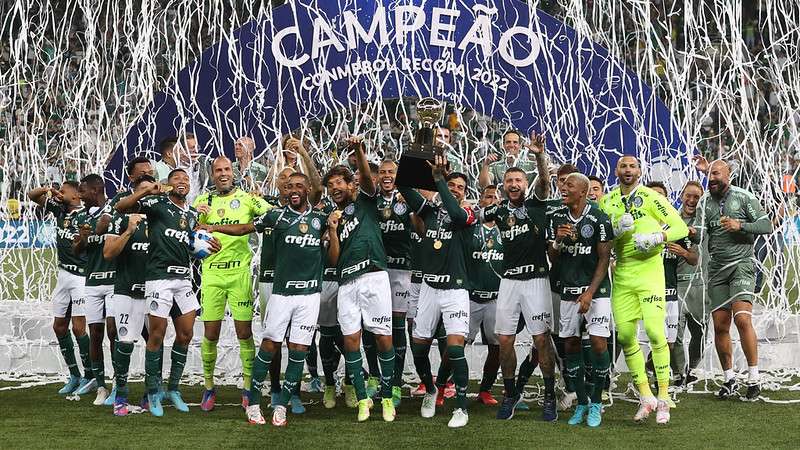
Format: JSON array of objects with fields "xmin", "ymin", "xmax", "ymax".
[
  {"xmin": 614, "ymin": 213, "xmax": 635, "ymax": 236},
  {"xmin": 633, "ymin": 232, "xmax": 665, "ymax": 252}
]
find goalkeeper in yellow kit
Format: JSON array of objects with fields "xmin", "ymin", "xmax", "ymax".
[{"xmin": 599, "ymin": 156, "xmax": 688, "ymax": 425}]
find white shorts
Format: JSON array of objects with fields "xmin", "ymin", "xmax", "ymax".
[
  {"xmin": 262, "ymin": 293, "xmax": 320, "ymax": 346},
  {"xmin": 337, "ymin": 271, "xmax": 392, "ymax": 336},
  {"xmin": 550, "ymin": 291, "xmax": 561, "ymax": 335},
  {"xmin": 258, "ymin": 282, "xmax": 273, "ymax": 326},
  {"xmin": 319, "ymin": 280, "xmax": 339, "ymax": 327},
  {"xmin": 84, "ymin": 284, "xmax": 114, "ymax": 325},
  {"xmin": 114, "ymin": 294, "xmax": 147, "ymax": 343},
  {"xmin": 388, "ymin": 269, "xmax": 412, "ymax": 313},
  {"xmin": 413, "ymin": 283, "xmax": 470, "ymax": 339},
  {"xmin": 51, "ymin": 269, "xmax": 86, "ymax": 318},
  {"xmin": 407, "ymin": 282, "xmax": 421, "ymax": 319},
  {"xmin": 468, "ymin": 300, "xmax": 498, "ymax": 345},
  {"xmin": 495, "ymin": 278, "xmax": 552, "ymax": 336},
  {"xmin": 665, "ymin": 301, "xmax": 680, "ymax": 343},
  {"xmin": 558, "ymin": 297, "xmax": 612, "ymax": 338},
  {"xmin": 145, "ymin": 279, "xmax": 199, "ymax": 319}
]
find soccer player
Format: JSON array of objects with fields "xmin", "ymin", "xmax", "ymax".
[
  {"xmin": 466, "ymin": 185, "xmax": 503, "ymax": 405},
  {"xmin": 72, "ymin": 174, "xmax": 115, "ymax": 405},
  {"xmin": 701, "ymin": 160, "xmax": 772, "ymax": 400},
  {"xmin": 115, "ymin": 168, "xmax": 218, "ymax": 416},
  {"xmin": 588, "ymin": 175, "xmax": 605, "ymax": 202},
  {"xmin": 205, "ymin": 172, "xmax": 328, "ymax": 426},
  {"xmin": 397, "ymin": 155, "xmax": 476, "ymax": 428},
  {"xmin": 103, "ymin": 175, "xmax": 153, "ymax": 416},
  {"xmin": 193, "ymin": 156, "xmax": 273, "ymax": 411},
  {"xmin": 28, "ymin": 182, "xmax": 92, "ymax": 395},
  {"xmin": 598, "ymin": 156, "xmax": 688, "ymax": 424},
  {"xmin": 549, "ymin": 173, "xmax": 613, "ymax": 427},
  {"xmin": 478, "ymin": 130, "xmax": 542, "ymax": 189},
  {"xmin": 324, "ymin": 137, "xmax": 396, "ymax": 422},
  {"xmin": 376, "ymin": 159, "xmax": 414, "ymax": 406}
]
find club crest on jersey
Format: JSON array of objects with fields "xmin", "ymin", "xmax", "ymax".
[
  {"xmin": 230, "ymin": 199, "xmax": 241, "ymax": 209},
  {"xmin": 581, "ymin": 224, "xmax": 594, "ymax": 239},
  {"xmin": 728, "ymin": 199, "xmax": 740, "ymax": 211},
  {"xmin": 299, "ymin": 222, "xmax": 309, "ymax": 234},
  {"xmin": 514, "ymin": 208, "xmax": 527, "ymax": 220},
  {"xmin": 311, "ymin": 217, "xmax": 321, "ymax": 230},
  {"xmin": 345, "ymin": 204, "xmax": 355, "ymax": 215},
  {"xmin": 633, "ymin": 196, "xmax": 643, "ymax": 208},
  {"xmin": 393, "ymin": 202, "xmax": 407, "ymax": 215},
  {"xmin": 217, "ymin": 208, "xmax": 225, "ymax": 218},
  {"xmin": 179, "ymin": 217, "xmax": 188, "ymax": 229}
]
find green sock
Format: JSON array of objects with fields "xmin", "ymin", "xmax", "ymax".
[
  {"xmin": 57, "ymin": 333, "xmax": 81, "ymax": 377},
  {"xmin": 319, "ymin": 327, "xmax": 341, "ymax": 386},
  {"xmin": 345, "ymin": 350, "xmax": 368, "ymax": 400},
  {"xmin": 392, "ymin": 317, "xmax": 407, "ymax": 387},
  {"xmin": 110, "ymin": 337, "xmax": 119, "ymax": 381},
  {"xmin": 167, "ymin": 345, "xmax": 188, "ymax": 392},
  {"xmin": 239, "ymin": 338, "xmax": 255, "ymax": 391},
  {"xmin": 114, "ymin": 341, "xmax": 134, "ymax": 398},
  {"xmin": 447, "ymin": 345, "xmax": 469, "ymax": 410},
  {"xmin": 582, "ymin": 338, "xmax": 594, "ymax": 395},
  {"xmin": 566, "ymin": 352, "xmax": 587, "ymax": 405},
  {"xmin": 591, "ymin": 350, "xmax": 611, "ymax": 404},
  {"xmin": 249, "ymin": 348, "xmax": 273, "ymax": 406},
  {"xmin": 515, "ymin": 349, "xmax": 539, "ymax": 393},
  {"xmin": 411, "ymin": 341, "xmax": 434, "ymax": 392},
  {"xmin": 378, "ymin": 349, "xmax": 395, "ymax": 398},
  {"xmin": 362, "ymin": 331, "xmax": 380, "ymax": 378},
  {"xmin": 201, "ymin": 337, "xmax": 218, "ymax": 390},
  {"xmin": 92, "ymin": 356, "xmax": 106, "ymax": 389},
  {"xmin": 76, "ymin": 334, "xmax": 92, "ymax": 379},
  {"xmin": 436, "ymin": 353, "xmax": 453, "ymax": 389},
  {"xmin": 279, "ymin": 350, "xmax": 308, "ymax": 406},
  {"xmin": 145, "ymin": 349, "xmax": 161, "ymax": 395},
  {"xmin": 157, "ymin": 345, "xmax": 165, "ymax": 383}
]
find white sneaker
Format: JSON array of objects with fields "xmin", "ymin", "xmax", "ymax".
[
  {"xmin": 448, "ymin": 408, "xmax": 469, "ymax": 428},
  {"xmin": 633, "ymin": 396, "xmax": 658, "ymax": 423},
  {"xmin": 246, "ymin": 404, "xmax": 266, "ymax": 425},
  {"xmin": 93, "ymin": 387, "xmax": 109, "ymax": 406},
  {"xmin": 558, "ymin": 391, "xmax": 577, "ymax": 411},
  {"xmin": 272, "ymin": 405, "xmax": 287, "ymax": 427},
  {"xmin": 655, "ymin": 400, "xmax": 670, "ymax": 424},
  {"xmin": 420, "ymin": 386, "xmax": 438, "ymax": 418}
]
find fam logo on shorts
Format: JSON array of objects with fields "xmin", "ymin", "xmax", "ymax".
[
  {"xmin": 150, "ymin": 300, "xmax": 159, "ymax": 311},
  {"xmin": 580, "ymin": 223, "xmax": 594, "ymax": 239},
  {"xmin": 393, "ymin": 202, "xmax": 407, "ymax": 216},
  {"xmin": 230, "ymin": 199, "xmax": 241, "ymax": 209}
]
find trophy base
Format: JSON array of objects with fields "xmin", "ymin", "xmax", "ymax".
[{"xmin": 396, "ymin": 146, "xmax": 447, "ymax": 191}]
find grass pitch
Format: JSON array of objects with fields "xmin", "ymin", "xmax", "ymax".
[{"xmin": 1, "ymin": 381, "xmax": 799, "ymax": 449}]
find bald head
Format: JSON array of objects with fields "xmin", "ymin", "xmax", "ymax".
[
  {"xmin": 211, "ymin": 156, "xmax": 234, "ymax": 193},
  {"xmin": 708, "ymin": 159, "xmax": 731, "ymax": 197},
  {"xmin": 616, "ymin": 155, "xmax": 642, "ymax": 188}
]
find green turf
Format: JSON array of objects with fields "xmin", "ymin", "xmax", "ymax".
[{"xmin": 1, "ymin": 382, "xmax": 798, "ymax": 449}]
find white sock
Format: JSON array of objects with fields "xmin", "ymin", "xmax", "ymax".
[
  {"xmin": 748, "ymin": 366, "xmax": 759, "ymax": 383},
  {"xmin": 724, "ymin": 369, "xmax": 735, "ymax": 382}
]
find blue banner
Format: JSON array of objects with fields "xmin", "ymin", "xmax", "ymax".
[{"xmin": 0, "ymin": 220, "xmax": 57, "ymax": 249}]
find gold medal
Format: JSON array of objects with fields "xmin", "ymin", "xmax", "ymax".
[
  {"xmin": 299, "ymin": 222, "xmax": 309, "ymax": 234},
  {"xmin": 382, "ymin": 207, "xmax": 391, "ymax": 219},
  {"xmin": 487, "ymin": 238, "xmax": 494, "ymax": 249},
  {"xmin": 433, "ymin": 240, "xmax": 443, "ymax": 250},
  {"xmin": 159, "ymin": 183, "xmax": 173, "ymax": 193}
]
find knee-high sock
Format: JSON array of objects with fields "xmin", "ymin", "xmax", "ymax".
[
  {"xmin": 249, "ymin": 348, "xmax": 273, "ymax": 406},
  {"xmin": 591, "ymin": 349, "xmax": 611, "ymax": 403},
  {"xmin": 448, "ymin": 345, "xmax": 469, "ymax": 410},
  {"xmin": 515, "ymin": 348, "xmax": 539, "ymax": 393},
  {"xmin": 345, "ymin": 350, "xmax": 368, "ymax": 400},
  {"xmin": 157, "ymin": 345, "xmax": 165, "ymax": 382},
  {"xmin": 270, "ymin": 350, "xmax": 282, "ymax": 394},
  {"xmin": 411, "ymin": 341, "xmax": 435, "ymax": 392},
  {"xmin": 110, "ymin": 337, "xmax": 118, "ymax": 380},
  {"xmin": 76, "ymin": 334, "xmax": 92, "ymax": 379},
  {"xmin": 167, "ymin": 345, "xmax": 188, "ymax": 392},
  {"xmin": 145, "ymin": 348, "xmax": 162, "ymax": 395},
  {"xmin": 566, "ymin": 351, "xmax": 587, "ymax": 405},
  {"xmin": 687, "ymin": 314, "xmax": 705, "ymax": 370},
  {"xmin": 319, "ymin": 326, "xmax": 341, "ymax": 386},
  {"xmin": 91, "ymin": 356, "xmax": 105, "ymax": 389},
  {"xmin": 201, "ymin": 337, "xmax": 218, "ymax": 390},
  {"xmin": 378, "ymin": 349, "xmax": 395, "ymax": 398},
  {"xmin": 57, "ymin": 332, "xmax": 81, "ymax": 377},
  {"xmin": 582, "ymin": 337, "xmax": 594, "ymax": 394},
  {"xmin": 114, "ymin": 341, "xmax": 134, "ymax": 398},
  {"xmin": 306, "ymin": 335, "xmax": 319, "ymax": 378},
  {"xmin": 239, "ymin": 338, "xmax": 255, "ymax": 391},
  {"xmin": 643, "ymin": 317, "xmax": 671, "ymax": 399},
  {"xmin": 392, "ymin": 317, "xmax": 407, "ymax": 387},
  {"xmin": 279, "ymin": 350, "xmax": 307, "ymax": 405},
  {"xmin": 436, "ymin": 351, "xmax": 453, "ymax": 389},
  {"xmin": 362, "ymin": 330, "xmax": 380, "ymax": 378},
  {"xmin": 616, "ymin": 320, "xmax": 652, "ymax": 397}
]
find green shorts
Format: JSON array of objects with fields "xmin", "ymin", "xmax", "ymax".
[
  {"xmin": 611, "ymin": 263, "xmax": 665, "ymax": 324},
  {"xmin": 200, "ymin": 269, "xmax": 254, "ymax": 322},
  {"xmin": 707, "ymin": 260, "xmax": 755, "ymax": 312}
]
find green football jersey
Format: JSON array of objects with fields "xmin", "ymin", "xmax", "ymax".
[
  {"xmin": 548, "ymin": 203, "xmax": 612, "ymax": 300},
  {"xmin": 193, "ymin": 188, "xmax": 270, "ymax": 273},
  {"xmin": 544, "ymin": 198, "xmax": 563, "ymax": 293},
  {"xmin": 377, "ymin": 191, "xmax": 412, "ymax": 270},
  {"xmin": 409, "ymin": 229, "xmax": 424, "ymax": 284},
  {"xmin": 467, "ymin": 223, "xmax": 503, "ymax": 302},
  {"xmin": 334, "ymin": 191, "xmax": 388, "ymax": 283},
  {"xmin": 254, "ymin": 206, "xmax": 328, "ymax": 295},
  {"xmin": 108, "ymin": 213, "xmax": 149, "ymax": 298},
  {"xmin": 399, "ymin": 180, "xmax": 477, "ymax": 290},
  {"xmin": 73, "ymin": 202, "xmax": 117, "ymax": 286},
  {"xmin": 258, "ymin": 226, "xmax": 276, "ymax": 283},
  {"xmin": 676, "ymin": 214, "xmax": 707, "ymax": 285},
  {"xmin": 662, "ymin": 234, "xmax": 689, "ymax": 301},
  {"xmin": 481, "ymin": 199, "xmax": 550, "ymax": 280},
  {"xmin": 700, "ymin": 186, "xmax": 772, "ymax": 268},
  {"xmin": 44, "ymin": 199, "xmax": 86, "ymax": 276},
  {"xmin": 138, "ymin": 195, "xmax": 198, "ymax": 281},
  {"xmin": 317, "ymin": 198, "xmax": 338, "ymax": 283}
]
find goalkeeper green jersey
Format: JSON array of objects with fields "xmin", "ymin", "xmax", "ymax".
[{"xmin": 193, "ymin": 188, "xmax": 271, "ymax": 273}]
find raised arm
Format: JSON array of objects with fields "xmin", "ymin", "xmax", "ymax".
[
  {"xmin": 430, "ymin": 155, "xmax": 474, "ymax": 227},
  {"xmin": 28, "ymin": 187, "xmax": 57, "ymax": 208},
  {"xmin": 115, "ymin": 182, "xmax": 161, "ymax": 213},
  {"xmin": 295, "ymin": 143, "xmax": 323, "ymax": 206},
  {"xmin": 326, "ymin": 211, "xmax": 341, "ymax": 266},
  {"xmin": 104, "ymin": 214, "xmax": 144, "ymax": 260},
  {"xmin": 478, "ymin": 153, "xmax": 497, "ymax": 189},
  {"xmin": 350, "ymin": 137, "xmax": 375, "ymax": 196},
  {"xmin": 397, "ymin": 186, "xmax": 426, "ymax": 216},
  {"xmin": 527, "ymin": 132, "xmax": 550, "ymax": 200}
]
